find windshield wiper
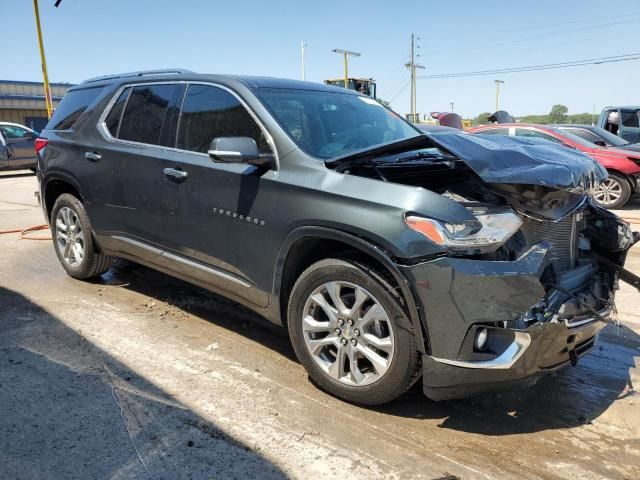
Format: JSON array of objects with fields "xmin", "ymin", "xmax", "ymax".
[
  {"xmin": 391, "ymin": 151, "xmax": 453, "ymax": 163},
  {"xmin": 325, "ymin": 135, "xmax": 433, "ymax": 167}
]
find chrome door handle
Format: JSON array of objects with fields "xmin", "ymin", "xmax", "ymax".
[
  {"xmin": 84, "ymin": 151, "xmax": 102, "ymax": 162},
  {"xmin": 163, "ymin": 167, "xmax": 188, "ymax": 180}
]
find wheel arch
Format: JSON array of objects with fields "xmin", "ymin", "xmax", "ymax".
[
  {"xmin": 42, "ymin": 173, "xmax": 86, "ymax": 223},
  {"xmin": 274, "ymin": 226, "xmax": 428, "ymax": 353},
  {"xmin": 605, "ymin": 169, "xmax": 636, "ymax": 192}
]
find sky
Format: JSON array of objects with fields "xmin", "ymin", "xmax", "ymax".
[{"xmin": 2, "ymin": 0, "xmax": 639, "ymax": 118}]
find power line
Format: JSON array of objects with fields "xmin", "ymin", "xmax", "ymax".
[
  {"xmin": 388, "ymin": 80, "xmax": 410, "ymax": 103},
  {"xmin": 420, "ymin": 13, "xmax": 640, "ymax": 47},
  {"xmin": 425, "ymin": 18, "xmax": 640, "ymax": 57},
  {"xmin": 418, "ymin": 53, "xmax": 640, "ymax": 79}
]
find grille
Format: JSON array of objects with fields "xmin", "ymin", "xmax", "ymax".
[{"xmin": 521, "ymin": 214, "xmax": 577, "ymax": 273}]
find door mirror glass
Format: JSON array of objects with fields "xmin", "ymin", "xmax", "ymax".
[{"xmin": 208, "ymin": 137, "xmax": 274, "ymax": 167}]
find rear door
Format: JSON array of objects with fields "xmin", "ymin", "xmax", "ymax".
[
  {"xmin": 96, "ymin": 82, "xmax": 185, "ymax": 244},
  {"xmin": 620, "ymin": 110, "xmax": 640, "ymax": 143}
]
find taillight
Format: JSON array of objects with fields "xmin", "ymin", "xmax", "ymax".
[{"xmin": 34, "ymin": 137, "xmax": 48, "ymax": 154}]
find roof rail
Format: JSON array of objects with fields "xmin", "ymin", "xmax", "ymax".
[{"xmin": 83, "ymin": 69, "xmax": 194, "ymax": 84}]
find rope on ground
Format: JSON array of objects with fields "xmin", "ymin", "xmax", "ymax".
[{"xmin": 0, "ymin": 224, "xmax": 51, "ymax": 240}]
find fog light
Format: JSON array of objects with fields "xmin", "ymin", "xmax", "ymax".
[{"xmin": 474, "ymin": 328, "xmax": 489, "ymax": 351}]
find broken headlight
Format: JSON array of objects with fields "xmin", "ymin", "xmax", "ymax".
[{"xmin": 405, "ymin": 208, "xmax": 522, "ymax": 255}]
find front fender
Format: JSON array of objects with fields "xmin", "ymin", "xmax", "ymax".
[{"xmin": 274, "ymin": 226, "xmax": 429, "ymax": 353}]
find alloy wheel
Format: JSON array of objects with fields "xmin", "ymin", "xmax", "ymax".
[
  {"xmin": 301, "ymin": 281, "xmax": 395, "ymax": 386},
  {"xmin": 593, "ymin": 178, "xmax": 623, "ymax": 206},
  {"xmin": 55, "ymin": 206, "xmax": 85, "ymax": 267}
]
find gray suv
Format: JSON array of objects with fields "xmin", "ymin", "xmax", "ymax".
[{"xmin": 36, "ymin": 70, "xmax": 637, "ymax": 404}]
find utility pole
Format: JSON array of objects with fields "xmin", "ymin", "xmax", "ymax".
[
  {"xmin": 32, "ymin": 0, "xmax": 53, "ymax": 118},
  {"xmin": 450, "ymin": 101, "xmax": 454, "ymax": 112},
  {"xmin": 494, "ymin": 79, "xmax": 504, "ymax": 112},
  {"xmin": 301, "ymin": 41, "xmax": 307, "ymax": 80},
  {"xmin": 332, "ymin": 49, "xmax": 360, "ymax": 89},
  {"xmin": 406, "ymin": 34, "xmax": 425, "ymax": 123}
]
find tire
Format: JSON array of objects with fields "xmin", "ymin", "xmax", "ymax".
[
  {"xmin": 287, "ymin": 258, "xmax": 421, "ymax": 405},
  {"xmin": 592, "ymin": 173, "xmax": 631, "ymax": 209},
  {"xmin": 51, "ymin": 193, "xmax": 112, "ymax": 280}
]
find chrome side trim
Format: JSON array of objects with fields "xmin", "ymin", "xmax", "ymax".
[
  {"xmin": 431, "ymin": 331, "xmax": 531, "ymax": 370},
  {"xmin": 111, "ymin": 235, "xmax": 251, "ymax": 289},
  {"xmin": 112, "ymin": 235, "xmax": 162, "ymax": 255},
  {"xmin": 162, "ymin": 251, "xmax": 251, "ymax": 288},
  {"xmin": 96, "ymin": 80, "xmax": 280, "ymax": 169}
]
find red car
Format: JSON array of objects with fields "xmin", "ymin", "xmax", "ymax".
[{"xmin": 467, "ymin": 123, "xmax": 640, "ymax": 208}]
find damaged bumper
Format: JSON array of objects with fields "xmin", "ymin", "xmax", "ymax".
[{"xmin": 399, "ymin": 239, "xmax": 617, "ymax": 401}]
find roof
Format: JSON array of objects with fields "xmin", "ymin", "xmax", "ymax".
[
  {"xmin": 602, "ymin": 105, "xmax": 640, "ymax": 111},
  {"xmin": 74, "ymin": 69, "xmax": 355, "ymax": 94}
]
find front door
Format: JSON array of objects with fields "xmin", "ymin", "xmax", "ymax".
[
  {"xmin": 156, "ymin": 83, "xmax": 277, "ymax": 305},
  {"xmin": 620, "ymin": 110, "xmax": 640, "ymax": 143}
]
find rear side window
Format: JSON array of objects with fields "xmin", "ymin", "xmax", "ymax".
[
  {"xmin": 476, "ymin": 127, "xmax": 509, "ymax": 135},
  {"xmin": 515, "ymin": 128, "xmax": 563, "ymax": 144},
  {"xmin": 115, "ymin": 84, "xmax": 184, "ymax": 146},
  {"xmin": 177, "ymin": 84, "xmax": 271, "ymax": 154},
  {"xmin": 47, "ymin": 87, "xmax": 103, "ymax": 130},
  {"xmin": 104, "ymin": 88, "xmax": 131, "ymax": 138}
]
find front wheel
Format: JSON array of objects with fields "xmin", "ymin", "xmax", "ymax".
[
  {"xmin": 287, "ymin": 258, "xmax": 421, "ymax": 405},
  {"xmin": 592, "ymin": 173, "xmax": 631, "ymax": 209}
]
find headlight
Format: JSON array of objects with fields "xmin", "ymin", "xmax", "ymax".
[{"xmin": 405, "ymin": 208, "xmax": 522, "ymax": 255}]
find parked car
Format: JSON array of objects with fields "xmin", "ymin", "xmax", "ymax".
[
  {"xmin": 0, "ymin": 122, "xmax": 38, "ymax": 172},
  {"xmin": 556, "ymin": 124, "xmax": 640, "ymax": 153},
  {"xmin": 36, "ymin": 70, "xmax": 636, "ymax": 404},
  {"xmin": 599, "ymin": 106, "xmax": 640, "ymax": 143},
  {"xmin": 468, "ymin": 123, "xmax": 640, "ymax": 209}
]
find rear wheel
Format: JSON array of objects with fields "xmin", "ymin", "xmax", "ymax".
[
  {"xmin": 51, "ymin": 193, "xmax": 112, "ymax": 279},
  {"xmin": 288, "ymin": 258, "xmax": 421, "ymax": 405},
  {"xmin": 592, "ymin": 173, "xmax": 631, "ymax": 209}
]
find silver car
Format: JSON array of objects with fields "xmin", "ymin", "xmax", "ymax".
[{"xmin": 0, "ymin": 122, "xmax": 38, "ymax": 172}]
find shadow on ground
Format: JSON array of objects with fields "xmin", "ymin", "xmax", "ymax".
[
  {"xmin": 99, "ymin": 261, "xmax": 639, "ymax": 437},
  {"xmin": 0, "ymin": 286, "xmax": 288, "ymax": 480}
]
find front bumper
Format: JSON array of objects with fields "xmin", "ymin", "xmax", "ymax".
[
  {"xmin": 421, "ymin": 314, "xmax": 606, "ymax": 400},
  {"xmin": 399, "ymin": 244, "xmax": 610, "ymax": 401}
]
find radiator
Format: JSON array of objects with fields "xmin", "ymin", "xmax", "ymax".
[{"xmin": 521, "ymin": 214, "xmax": 578, "ymax": 273}]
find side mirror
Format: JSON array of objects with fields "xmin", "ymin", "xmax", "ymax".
[
  {"xmin": 594, "ymin": 140, "xmax": 607, "ymax": 147},
  {"xmin": 208, "ymin": 137, "xmax": 274, "ymax": 168}
]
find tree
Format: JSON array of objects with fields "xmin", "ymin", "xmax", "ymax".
[
  {"xmin": 548, "ymin": 104, "xmax": 568, "ymax": 123},
  {"xmin": 473, "ymin": 112, "xmax": 492, "ymax": 125}
]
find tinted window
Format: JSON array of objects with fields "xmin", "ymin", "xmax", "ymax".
[
  {"xmin": 476, "ymin": 127, "xmax": 509, "ymax": 135},
  {"xmin": 47, "ymin": 87, "xmax": 103, "ymax": 130},
  {"xmin": 621, "ymin": 111, "xmax": 639, "ymax": 128},
  {"xmin": 562, "ymin": 128, "xmax": 601, "ymax": 144},
  {"xmin": 515, "ymin": 128, "xmax": 563, "ymax": 144},
  {"xmin": 177, "ymin": 84, "xmax": 272, "ymax": 154},
  {"xmin": 0, "ymin": 125, "xmax": 30, "ymax": 139},
  {"xmin": 257, "ymin": 88, "xmax": 418, "ymax": 159},
  {"xmin": 118, "ymin": 84, "xmax": 184, "ymax": 146},
  {"xmin": 104, "ymin": 88, "xmax": 131, "ymax": 138}
]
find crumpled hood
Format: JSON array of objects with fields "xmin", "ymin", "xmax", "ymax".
[{"xmin": 430, "ymin": 133, "xmax": 608, "ymax": 193}]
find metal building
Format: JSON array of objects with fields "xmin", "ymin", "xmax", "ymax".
[{"xmin": 0, "ymin": 80, "xmax": 73, "ymax": 132}]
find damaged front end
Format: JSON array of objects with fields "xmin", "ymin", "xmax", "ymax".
[{"xmin": 331, "ymin": 133, "xmax": 639, "ymax": 400}]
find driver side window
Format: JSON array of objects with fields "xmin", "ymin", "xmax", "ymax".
[{"xmin": 177, "ymin": 84, "xmax": 272, "ymax": 154}]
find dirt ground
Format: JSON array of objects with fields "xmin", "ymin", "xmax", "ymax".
[{"xmin": 1, "ymin": 171, "xmax": 639, "ymax": 480}]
